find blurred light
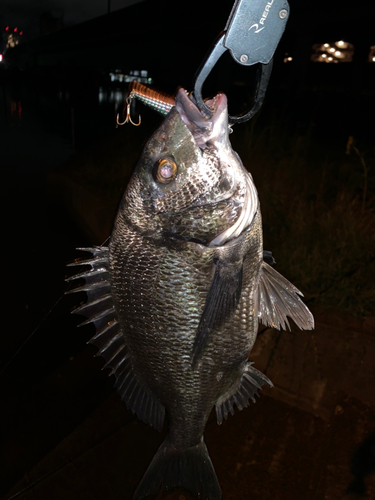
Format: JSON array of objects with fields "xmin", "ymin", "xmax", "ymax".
[
  {"xmin": 336, "ymin": 40, "xmax": 349, "ymax": 49},
  {"xmin": 373, "ymin": 57, "xmax": 375, "ymax": 62},
  {"xmin": 20, "ymin": 31, "xmax": 23, "ymax": 36},
  {"xmin": 311, "ymin": 40, "xmax": 354, "ymax": 63},
  {"xmin": 5, "ymin": 26, "xmax": 9, "ymax": 31},
  {"xmin": 0, "ymin": 54, "xmax": 3, "ymax": 62},
  {"xmin": 283, "ymin": 52, "xmax": 293, "ymax": 63},
  {"xmin": 14, "ymin": 27, "xmax": 18, "ymax": 32},
  {"xmin": 98, "ymin": 87, "xmax": 105, "ymax": 103}
]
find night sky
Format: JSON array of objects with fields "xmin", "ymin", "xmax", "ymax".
[
  {"xmin": 1, "ymin": 0, "xmax": 145, "ymax": 40},
  {"xmin": 2, "ymin": 0, "xmax": 375, "ymax": 42}
]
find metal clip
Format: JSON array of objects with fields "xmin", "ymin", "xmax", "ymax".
[{"xmin": 193, "ymin": 0, "xmax": 289, "ymax": 124}]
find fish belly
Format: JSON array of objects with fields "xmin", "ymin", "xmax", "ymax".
[{"xmin": 109, "ymin": 210, "xmax": 263, "ymax": 445}]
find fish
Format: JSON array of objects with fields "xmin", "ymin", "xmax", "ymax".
[{"xmin": 67, "ymin": 87, "xmax": 314, "ymax": 499}]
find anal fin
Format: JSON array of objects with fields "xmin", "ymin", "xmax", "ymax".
[{"xmin": 215, "ymin": 362, "xmax": 273, "ymax": 425}]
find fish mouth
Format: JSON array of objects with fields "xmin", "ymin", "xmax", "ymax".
[
  {"xmin": 175, "ymin": 88, "xmax": 228, "ymax": 149},
  {"xmin": 174, "ymin": 88, "xmax": 258, "ymax": 247}
]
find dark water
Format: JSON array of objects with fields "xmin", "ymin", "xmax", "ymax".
[
  {"xmin": 1, "ymin": 78, "xmax": 128, "ymax": 186},
  {"xmin": 1, "ymin": 76, "xmax": 128, "ymax": 495},
  {"xmin": 1, "ymin": 73, "xmax": 132, "ymax": 361}
]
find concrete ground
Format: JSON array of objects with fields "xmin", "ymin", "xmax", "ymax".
[
  {"xmin": 2, "ymin": 306, "xmax": 375, "ymax": 500},
  {"xmin": 2, "ymin": 170, "xmax": 375, "ymax": 500}
]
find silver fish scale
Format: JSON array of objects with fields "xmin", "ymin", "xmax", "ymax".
[
  {"xmin": 109, "ymin": 205, "xmax": 263, "ymax": 448},
  {"xmin": 167, "ymin": 200, "xmax": 243, "ymax": 243},
  {"xmin": 218, "ymin": 211, "xmax": 263, "ymax": 365},
  {"xmin": 69, "ymin": 87, "xmax": 314, "ymax": 499},
  {"xmin": 155, "ymin": 178, "xmax": 209, "ymax": 213}
]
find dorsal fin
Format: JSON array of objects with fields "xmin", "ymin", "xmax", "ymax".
[
  {"xmin": 257, "ymin": 261, "xmax": 314, "ymax": 331},
  {"xmin": 67, "ymin": 247, "xmax": 165, "ymax": 431}
]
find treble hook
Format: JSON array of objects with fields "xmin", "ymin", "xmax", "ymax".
[{"xmin": 116, "ymin": 95, "xmax": 141, "ymax": 126}]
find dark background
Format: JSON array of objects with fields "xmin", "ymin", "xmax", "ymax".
[{"xmin": 1, "ymin": 0, "xmax": 375, "ymax": 499}]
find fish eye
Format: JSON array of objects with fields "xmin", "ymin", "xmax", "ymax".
[{"xmin": 153, "ymin": 158, "xmax": 177, "ymax": 184}]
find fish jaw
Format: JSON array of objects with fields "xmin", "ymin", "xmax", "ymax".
[{"xmin": 174, "ymin": 88, "xmax": 230, "ymax": 151}]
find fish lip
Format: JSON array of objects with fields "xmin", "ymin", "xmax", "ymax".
[
  {"xmin": 175, "ymin": 87, "xmax": 227, "ymax": 121},
  {"xmin": 174, "ymin": 88, "xmax": 228, "ymax": 148}
]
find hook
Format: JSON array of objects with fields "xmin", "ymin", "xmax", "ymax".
[{"xmin": 116, "ymin": 95, "xmax": 141, "ymax": 126}]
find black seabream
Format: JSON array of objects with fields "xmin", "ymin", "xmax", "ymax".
[{"xmin": 68, "ymin": 88, "xmax": 314, "ymax": 499}]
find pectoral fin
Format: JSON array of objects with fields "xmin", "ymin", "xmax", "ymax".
[
  {"xmin": 192, "ymin": 258, "xmax": 243, "ymax": 365},
  {"xmin": 257, "ymin": 261, "xmax": 314, "ymax": 331}
]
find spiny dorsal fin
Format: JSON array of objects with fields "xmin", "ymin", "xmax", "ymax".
[
  {"xmin": 67, "ymin": 246, "xmax": 165, "ymax": 431},
  {"xmin": 257, "ymin": 261, "xmax": 314, "ymax": 331},
  {"xmin": 192, "ymin": 258, "xmax": 243, "ymax": 366}
]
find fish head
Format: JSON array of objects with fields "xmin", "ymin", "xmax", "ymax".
[{"xmin": 122, "ymin": 89, "xmax": 258, "ymax": 246}]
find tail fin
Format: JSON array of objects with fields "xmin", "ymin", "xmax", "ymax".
[{"xmin": 133, "ymin": 438, "xmax": 221, "ymax": 500}]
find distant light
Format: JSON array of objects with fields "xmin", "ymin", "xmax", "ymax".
[
  {"xmin": 20, "ymin": 31, "xmax": 23, "ymax": 36},
  {"xmin": 0, "ymin": 54, "xmax": 3, "ymax": 62},
  {"xmin": 5, "ymin": 26, "xmax": 9, "ymax": 31},
  {"xmin": 312, "ymin": 40, "xmax": 354, "ymax": 63},
  {"xmin": 373, "ymin": 57, "xmax": 375, "ymax": 62},
  {"xmin": 14, "ymin": 27, "xmax": 18, "ymax": 32}
]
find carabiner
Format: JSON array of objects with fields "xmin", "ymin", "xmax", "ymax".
[{"xmin": 192, "ymin": 0, "xmax": 289, "ymax": 124}]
